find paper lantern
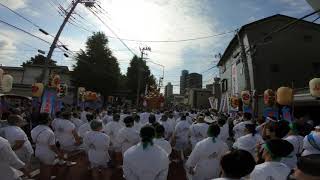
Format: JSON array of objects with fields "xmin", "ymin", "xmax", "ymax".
[
  {"xmin": 84, "ymin": 91, "xmax": 98, "ymax": 101},
  {"xmin": 32, "ymin": 83, "xmax": 44, "ymax": 97},
  {"xmin": 277, "ymin": 87, "xmax": 293, "ymax": 105},
  {"xmin": 309, "ymin": 78, "xmax": 320, "ymax": 97},
  {"xmin": 51, "ymin": 75, "xmax": 60, "ymax": 88},
  {"xmin": 1, "ymin": 74, "xmax": 13, "ymax": 92},
  {"xmin": 264, "ymin": 89, "xmax": 275, "ymax": 106},
  {"xmin": 230, "ymin": 96, "xmax": 239, "ymax": 108},
  {"xmin": 241, "ymin": 91, "xmax": 251, "ymax": 105}
]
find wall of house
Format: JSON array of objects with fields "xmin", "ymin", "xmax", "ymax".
[{"xmin": 246, "ymin": 17, "xmax": 320, "ymax": 93}]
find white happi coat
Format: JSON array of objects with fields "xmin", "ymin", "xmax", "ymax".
[
  {"xmin": 250, "ymin": 161, "xmax": 291, "ymax": 180},
  {"xmin": 133, "ymin": 121, "xmax": 143, "ymax": 133},
  {"xmin": 189, "ymin": 123, "xmax": 209, "ymax": 149},
  {"xmin": 31, "ymin": 125, "xmax": 56, "ymax": 165},
  {"xmin": 302, "ymin": 131, "xmax": 320, "ymax": 156},
  {"xmin": 84, "ymin": 131, "xmax": 110, "ymax": 168},
  {"xmin": 174, "ymin": 120, "xmax": 191, "ymax": 150},
  {"xmin": 217, "ymin": 123, "xmax": 229, "ymax": 143},
  {"xmin": 123, "ymin": 143, "xmax": 169, "ymax": 180},
  {"xmin": 104, "ymin": 121, "xmax": 123, "ymax": 151},
  {"xmin": 71, "ymin": 117, "xmax": 84, "ymax": 131},
  {"xmin": 102, "ymin": 115, "xmax": 113, "ymax": 125},
  {"xmin": 0, "ymin": 137, "xmax": 25, "ymax": 180},
  {"xmin": 159, "ymin": 120, "xmax": 174, "ymax": 140},
  {"xmin": 140, "ymin": 112, "xmax": 150, "ymax": 125},
  {"xmin": 186, "ymin": 137, "xmax": 228, "ymax": 180},
  {"xmin": 281, "ymin": 135, "xmax": 304, "ymax": 169},
  {"xmin": 1, "ymin": 126, "xmax": 33, "ymax": 163},
  {"xmin": 78, "ymin": 122, "xmax": 91, "ymax": 138},
  {"xmin": 167, "ymin": 118, "xmax": 176, "ymax": 132},
  {"xmin": 117, "ymin": 127, "xmax": 140, "ymax": 154},
  {"xmin": 154, "ymin": 138, "xmax": 172, "ymax": 156},
  {"xmin": 80, "ymin": 111, "xmax": 89, "ymax": 123},
  {"xmin": 233, "ymin": 133, "xmax": 264, "ymax": 157},
  {"xmin": 52, "ymin": 118, "xmax": 77, "ymax": 151},
  {"xmin": 233, "ymin": 121, "xmax": 252, "ymax": 139}
]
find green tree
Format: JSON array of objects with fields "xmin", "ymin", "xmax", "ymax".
[
  {"xmin": 23, "ymin": 54, "xmax": 57, "ymax": 66},
  {"xmin": 72, "ymin": 32, "xmax": 121, "ymax": 96},
  {"xmin": 126, "ymin": 55, "xmax": 157, "ymax": 101}
]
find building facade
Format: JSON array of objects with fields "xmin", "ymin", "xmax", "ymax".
[
  {"xmin": 164, "ymin": 82, "xmax": 173, "ymax": 98},
  {"xmin": 180, "ymin": 70, "xmax": 189, "ymax": 95},
  {"xmin": 186, "ymin": 73, "xmax": 202, "ymax": 89},
  {"xmin": 217, "ymin": 14, "xmax": 320, "ymax": 114}
]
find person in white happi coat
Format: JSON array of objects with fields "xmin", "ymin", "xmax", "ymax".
[
  {"xmin": 233, "ymin": 123, "xmax": 264, "ymax": 158},
  {"xmin": 52, "ymin": 111, "xmax": 81, "ymax": 152},
  {"xmin": 71, "ymin": 112, "xmax": 84, "ymax": 131},
  {"xmin": 281, "ymin": 122, "xmax": 304, "ymax": 169},
  {"xmin": 293, "ymin": 154, "xmax": 320, "ymax": 180},
  {"xmin": 302, "ymin": 125, "xmax": 320, "ymax": 156},
  {"xmin": 123, "ymin": 125, "xmax": 169, "ymax": 180},
  {"xmin": 189, "ymin": 115, "xmax": 209, "ymax": 149},
  {"xmin": 120, "ymin": 110, "xmax": 130, "ymax": 126},
  {"xmin": 132, "ymin": 112, "xmax": 143, "ymax": 132},
  {"xmin": 250, "ymin": 139, "xmax": 293, "ymax": 180},
  {"xmin": 186, "ymin": 124, "xmax": 228, "ymax": 180},
  {"xmin": 217, "ymin": 117, "xmax": 229, "ymax": 143},
  {"xmin": 0, "ymin": 136, "xmax": 29, "ymax": 180},
  {"xmin": 78, "ymin": 114, "xmax": 95, "ymax": 139},
  {"xmin": 213, "ymin": 149, "xmax": 256, "ymax": 180},
  {"xmin": 1, "ymin": 115, "xmax": 33, "ymax": 165},
  {"xmin": 167, "ymin": 112, "xmax": 176, "ymax": 132},
  {"xmin": 155, "ymin": 111, "xmax": 162, "ymax": 122},
  {"xmin": 117, "ymin": 116, "xmax": 140, "ymax": 154},
  {"xmin": 102, "ymin": 111, "xmax": 113, "ymax": 125},
  {"xmin": 84, "ymin": 120, "xmax": 111, "ymax": 180},
  {"xmin": 140, "ymin": 110, "xmax": 150, "ymax": 125},
  {"xmin": 172, "ymin": 114, "xmax": 191, "ymax": 159},
  {"xmin": 31, "ymin": 113, "xmax": 63, "ymax": 180},
  {"xmin": 154, "ymin": 124, "xmax": 172, "ymax": 156},
  {"xmin": 233, "ymin": 112, "xmax": 253, "ymax": 140},
  {"xmin": 80, "ymin": 107, "xmax": 91, "ymax": 124},
  {"xmin": 159, "ymin": 114, "xmax": 174, "ymax": 140}
]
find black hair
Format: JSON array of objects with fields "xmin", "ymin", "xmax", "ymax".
[
  {"xmin": 149, "ymin": 114, "xmax": 156, "ymax": 124},
  {"xmin": 243, "ymin": 112, "xmax": 252, "ymax": 120},
  {"xmin": 245, "ymin": 124, "xmax": 257, "ymax": 136},
  {"xmin": 90, "ymin": 120, "xmax": 103, "ymax": 131},
  {"xmin": 113, "ymin": 114, "xmax": 120, "ymax": 122},
  {"xmin": 124, "ymin": 116, "xmax": 134, "ymax": 127},
  {"xmin": 62, "ymin": 112, "xmax": 71, "ymax": 120},
  {"xmin": 207, "ymin": 124, "xmax": 220, "ymax": 138},
  {"xmin": 140, "ymin": 125, "xmax": 155, "ymax": 149},
  {"xmin": 217, "ymin": 117, "xmax": 226, "ymax": 126},
  {"xmin": 160, "ymin": 115, "xmax": 168, "ymax": 122},
  {"xmin": 270, "ymin": 120, "xmax": 290, "ymax": 139},
  {"xmin": 155, "ymin": 124, "xmax": 165, "ymax": 138},
  {"xmin": 1, "ymin": 112, "xmax": 11, "ymax": 120},
  {"xmin": 38, "ymin": 113, "xmax": 51, "ymax": 125},
  {"xmin": 221, "ymin": 150, "xmax": 256, "ymax": 179},
  {"xmin": 181, "ymin": 115, "xmax": 186, "ymax": 121},
  {"xmin": 7, "ymin": 115, "xmax": 21, "ymax": 125},
  {"xmin": 86, "ymin": 114, "xmax": 94, "ymax": 122}
]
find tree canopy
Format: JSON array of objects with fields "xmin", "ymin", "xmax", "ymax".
[
  {"xmin": 72, "ymin": 32, "xmax": 121, "ymax": 96},
  {"xmin": 23, "ymin": 54, "xmax": 57, "ymax": 66},
  {"xmin": 126, "ymin": 55, "xmax": 157, "ymax": 101}
]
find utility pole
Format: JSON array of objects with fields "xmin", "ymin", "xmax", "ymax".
[
  {"xmin": 236, "ymin": 29, "xmax": 251, "ymax": 90},
  {"xmin": 136, "ymin": 46, "xmax": 151, "ymax": 107},
  {"xmin": 41, "ymin": 0, "xmax": 94, "ymax": 84}
]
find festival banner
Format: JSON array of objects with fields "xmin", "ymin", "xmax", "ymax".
[
  {"xmin": 40, "ymin": 89, "xmax": 57, "ymax": 115},
  {"xmin": 263, "ymin": 107, "xmax": 278, "ymax": 119}
]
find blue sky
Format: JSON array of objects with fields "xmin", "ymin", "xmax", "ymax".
[{"xmin": 0, "ymin": 0, "xmax": 317, "ymax": 93}]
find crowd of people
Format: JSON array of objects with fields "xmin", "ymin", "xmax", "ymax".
[{"xmin": 0, "ymin": 106, "xmax": 320, "ymax": 180}]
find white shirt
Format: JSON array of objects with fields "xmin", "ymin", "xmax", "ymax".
[
  {"xmin": 133, "ymin": 121, "xmax": 143, "ymax": 133},
  {"xmin": 154, "ymin": 138, "xmax": 172, "ymax": 156},
  {"xmin": 233, "ymin": 121, "xmax": 252, "ymax": 139},
  {"xmin": 51, "ymin": 118, "xmax": 76, "ymax": 151},
  {"xmin": 84, "ymin": 131, "xmax": 110, "ymax": 166},
  {"xmin": 217, "ymin": 123, "xmax": 229, "ymax": 142},
  {"xmin": 155, "ymin": 114, "xmax": 162, "ymax": 122},
  {"xmin": 31, "ymin": 125, "xmax": 56, "ymax": 164},
  {"xmin": 71, "ymin": 117, "xmax": 84, "ymax": 131},
  {"xmin": 117, "ymin": 127, "xmax": 140, "ymax": 154},
  {"xmin": 167, "ymin": 118, "xmax": 176, "ymax": 132},
  {"xmin": 0, "ymin": 137, "xmax": 25, "ymax": 180},
  {"xmin": 233, "ymin": 134, "xmax": 264, "ymax": 157},
  {"xmin": 302, "ymin": 131, "xmax": 320, "ymax": 156},
  {"xmin": 104, "ymin": 121, "xmax": 123, "ymax": 151},
  {"xmin": 123, "ymin": 143, "xmax": 169, "ymax": 180},
  {"xmin": 174, "ymin": 120, "xmax": 190, "ymax": 150},
  {"xmin": 250, "ymin": 161, "xmax": 290, "ymax": 180},
  {"xmin": 1, "ymin": 126, "xmax": 33, "ymax": 162},
  {"xmin": 189, "ymin": 123, "xmax": 209, "ymax": 149},
  {"xmin": 186, "ymin": 137, "xmax": 229, "ymax": 180},
  {"xmin": 281, "ymin": 135, "xmax": 304, "ymax": 169},
  {"xmin": 80, "ymin": 111, "xmax": 89, "ymax": 123},
  {"xmin": 102, "ymin": 115, "xmax": 113, "ymax": 125}
]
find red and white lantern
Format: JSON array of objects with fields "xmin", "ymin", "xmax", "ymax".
[
  {"xmin": 309, "ymin": 78, "xmax": 320, "ymax": 97},
  {"xmin": 277, "ymin": 87, "xmax": 293, "ymax": 105},
  {"xmin": 1, "ymin": 74, "xmax": 13, "ymax": 92}
]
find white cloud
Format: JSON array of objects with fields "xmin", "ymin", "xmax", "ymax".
[
  {"xmin": 0, "ymin": 0, "xmax": 27, "ymax": 10},
  {"xmin": 277, "ymin": 0, "xmax": 311, "ymax": 15}
]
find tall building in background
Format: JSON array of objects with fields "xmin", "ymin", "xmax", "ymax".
[
  {"xmin": 187, "ymin": 73, "xmax": 202, "ymax": 89},
  {"xmin": 180, "ymin": 70, "xmax": 189, "ymax": 95},
  {"xmin": 165, "ymin": 82, "xmax": 173, "ymax": 98}
]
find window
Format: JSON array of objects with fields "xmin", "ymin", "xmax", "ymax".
[
  {"xmin": 270, "ymin": 64, "xmax": 279, "ymax": 73},
  {"xmin": 304, "ymin": 35, "xmax": 313, "ymax": 42},
  {"xmin": 221, "ymin": 79, "xmax": 228, "ymax": 92}
]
